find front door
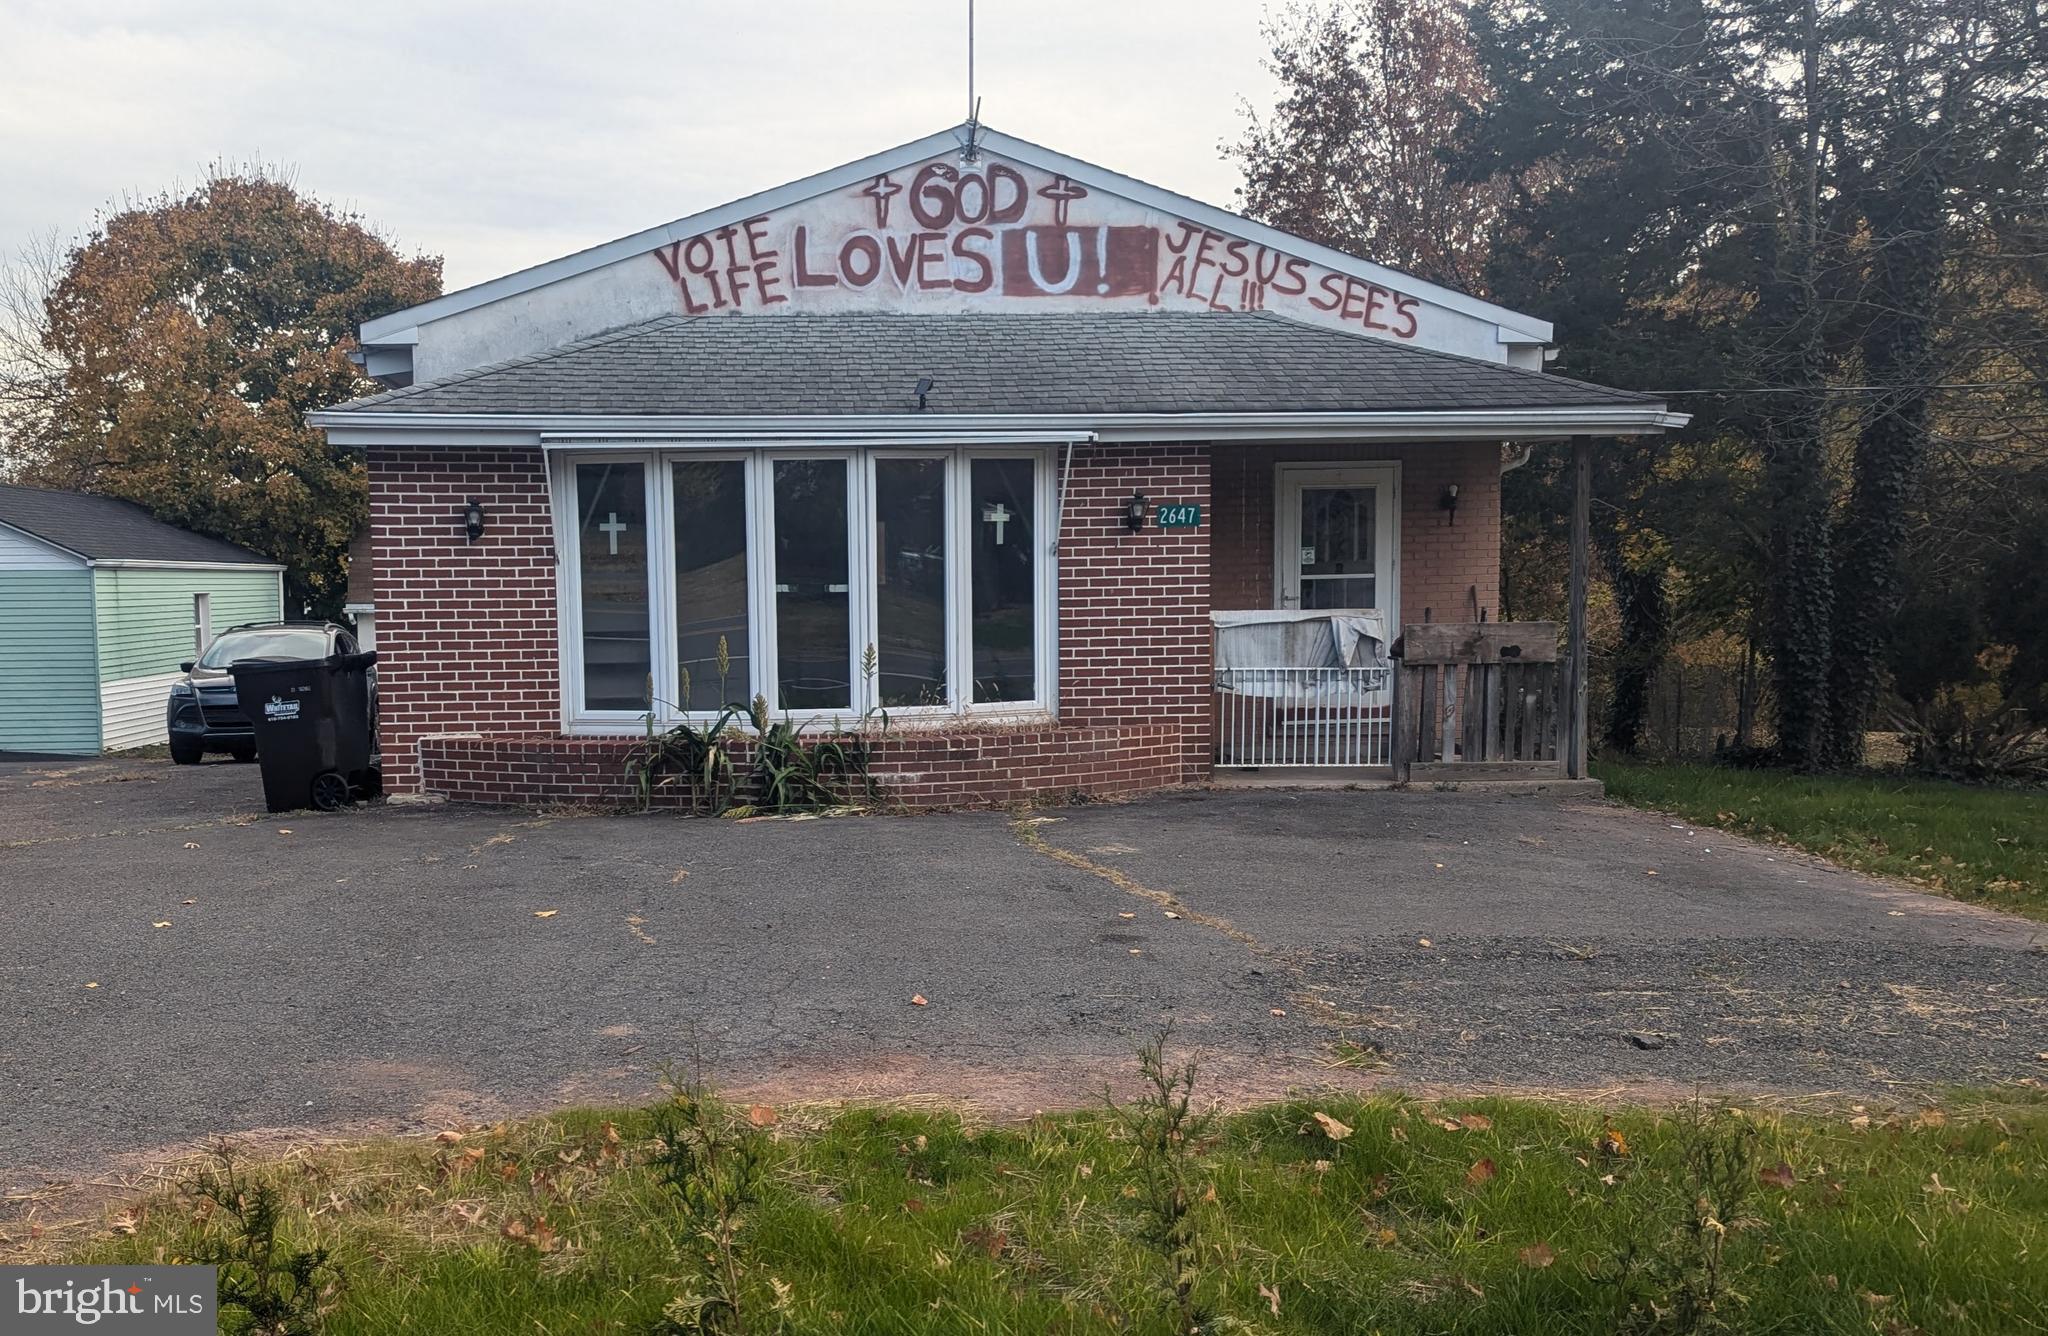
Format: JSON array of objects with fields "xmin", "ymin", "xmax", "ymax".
[{"xmin": 1276, "ymin": 465, "xmax": 1398, "ymax": 618}]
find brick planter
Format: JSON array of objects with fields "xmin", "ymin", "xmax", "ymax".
[{"xmin": 416, "ymin": 724, "xmax": 1186, "ymax": 810}]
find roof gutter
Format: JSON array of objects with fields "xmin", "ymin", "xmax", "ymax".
[{"xmin": 311, "ymin": 405, "xmax": 1689, "ymax": 447}]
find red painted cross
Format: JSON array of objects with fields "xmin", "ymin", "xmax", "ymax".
[{"xmin": 1037, "ymin": 176, "xmax": 1088, "ymax": 227}]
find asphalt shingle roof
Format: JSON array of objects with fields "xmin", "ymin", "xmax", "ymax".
[
  {"xmin": 322, "ymin": 310, "xmax": 1659, "ymax": 418},
  {"xmin": 0, "ymin": 485, "xmax": 276, "ymax": 565}
]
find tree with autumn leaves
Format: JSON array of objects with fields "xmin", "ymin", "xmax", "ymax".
[
  {"xmin": 1236, "ymin": 0, "xmax": 2048, "ymax": 772},
  {"xmin": 0, "ymin": 171, "xmax": 440, "ymax": 615}
]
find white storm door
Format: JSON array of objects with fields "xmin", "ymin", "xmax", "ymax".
[{"xmin": 1275, "ymin": 465, "xmax": 1398, "ymax": 618}]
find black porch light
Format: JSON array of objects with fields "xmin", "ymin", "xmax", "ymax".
[
  {"xmin": 1438, "ymin": 483, "xmax": 1460, "ymax": 525},
  {"xmin": 914, "ymin": 376, "xmax": 934, "ymax": 411},
  {"xmin": 464, "ymin": 497, "xmax": 486, "ymax": 543},
  {"xmin": 1124, "ymin": 491, "xmax": 1149, "ymax": 533}
]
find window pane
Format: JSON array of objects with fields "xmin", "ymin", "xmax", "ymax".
[
  {"xmin": 673, "ymin": 461, "xmax": 750, "ymax": 711},
  {"xmin": 875, "ymin": 458, "xmax": 949, "ymax": 707},
  {"xmin": 1300, "ymin": 485, "xmax": 1377, "ymax": 610},
  {"xmin": 576, "ymin": 462, "xmax": 651, "ymax": 711},
  {"xmin": 970, "ymin": 458, "xmax": 1036, "ymax": 703},
  {"xmin": 773, "ymin": 459, "xmax": 851, "ymax": 711}
]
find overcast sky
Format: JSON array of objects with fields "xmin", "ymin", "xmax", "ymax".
[{"xmin": 1, "ymin": 0, "xmax": 1281, "ymax": 294}]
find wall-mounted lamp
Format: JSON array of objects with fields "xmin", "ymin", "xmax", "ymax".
[
  {"xmin": 464, "ymin": 497, "xmax": 486, "ymax": 543},
  {"xmin": 1123, "ymin": 491, "xmax": 1150, "ymax": 533},
  {"xmin": 914, "ymin": 376, "xmax": 934, "ymax": 411},
  {"xmin": 1438, "ymin": 483, "xmax": 1460, "ymax": 526}
]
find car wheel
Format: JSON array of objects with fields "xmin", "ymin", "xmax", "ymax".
[
  {"xmin": 310, "ymin": 771, "xmax": 353, "ymax": 811},
  {"xmin": 230, "ymin": 746, "xmax": 257, "ymax": 763},
  {"xmin": 169, "ymin": 738, "xmax": 203, "ymax": 766}
]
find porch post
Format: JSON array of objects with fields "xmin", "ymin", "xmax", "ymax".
[{"xmin": 1566, "ymin": 435, "xmax": 1592, "ymax": 779}]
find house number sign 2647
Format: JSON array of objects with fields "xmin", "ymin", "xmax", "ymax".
[{"xmin": 1155, "ymin": 503, "xmax": 1201, "ymax": 529}]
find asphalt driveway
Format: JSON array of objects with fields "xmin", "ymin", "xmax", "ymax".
[{"xmin": 2, "ymin": 755, "xmax": 2043, "ymax": 1206}]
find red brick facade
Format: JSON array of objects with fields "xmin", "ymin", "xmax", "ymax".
[
  {"xmin": 1210, "ymin": 440, "xmax": 1503, "ymax": 626},
  {"xmin": 366, "ymin": 438, "xmax": 1507, "ymax": 807},
  {"xmin": 368, "ymin": 445, "xmax": 558, "ymax": 794},
  {"xmin": 1056, "ymin": 443, "xmax": 1213, "ymax": 781},
  {"xmin": 418, "ymin": 725, "xmax": 1182, "ymax": 810}
]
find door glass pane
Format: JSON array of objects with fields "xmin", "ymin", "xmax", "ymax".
[
  {"xmin": 1299, "ymin": 485, "xmax": 1377, "ymax": 610},
  {"xmin": 673, "ymin": 460, "xmax": 750, "ymax": 711},
  {"xmin": 875, "ymin": 458, "xmax": 948, "ymax": 707},
  {"xmin": 773, "ymin": 459, "xmax": 851, "ymax": 711},
  {"xmin": 576, "ymin": 462, "xmax": 651, "ymax": 711},
  {"xmin": 970, "ymin": 458, "xmax": 1036, "ymax": 703}
]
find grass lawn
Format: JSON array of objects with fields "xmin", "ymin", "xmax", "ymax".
[
  {"xmin": 47, "ymin": 1085, "xmax": 2048, "ymax": 1334},
  {"xmin": 1596, "ymin": 760, "xmax": 2048, "ymax": 923}
]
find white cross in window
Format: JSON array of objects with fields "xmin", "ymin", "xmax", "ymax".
[
  {"xmin": 981, "ymin": 502, "xmax": 1012, "ymax": 545},
  {"xmin": 599, "ymin": 512, "xmax": 628, "ymax": 555}
]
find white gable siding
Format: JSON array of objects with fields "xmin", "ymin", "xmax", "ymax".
[
  {"xmin": 406, "ymin": 150, "xmax": 1526, "ymax": 384},
  {"xmin": 0, "ymin": 523, "xmax": 85, "ymax": 571}
]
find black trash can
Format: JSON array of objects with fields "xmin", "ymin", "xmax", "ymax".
[{"xmin": 230, "ymin": 651, "xmax": 380, "ymax": 813}]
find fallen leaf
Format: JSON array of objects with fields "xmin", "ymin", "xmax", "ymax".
[
  {"xmin": 181, "ymin": 898, "xmax": 196, "ymax": 905},
  {"xmin": 1914, "ymin": 1109, "xmax": 1948, "ymax": 1130},
  {"xmin": 277, "ymin": 829, "xmax": 293, "ymax": 836},
  {"xmin": 1374, "ymin": 1226, "xmax": 1398, "ymax": 1246},
  {"xmin": 108, "ymin": 1210, "xmax": 139, "ymax": 1236},
  {"xmin": 1311, "ymin": 1158, "xmax": 1332, "ymax": 1173},
  {"xmin": 748, "ymin": 1105, "xmax": 779, "ymax": 1127},
  {"xmin": 1859, "ymin": 1291, "xmax": 1894, "ymax": 1309},
  {"xmin": 1418, "ymin": 937, "xmax": 1433, "ymax": 947},
  {"xmin": 670, "ymin": 868, "xmax": 689, "ymax": 883},
  {"xmin": 1849, "ymin": 1114, "xmax": 1872, "ymax": 1131},
  {"xmin": 1312, "ymin": 1111, "xmax": 1353, "ymax": 1141},
  {"xmin": 1118, "ymin": 912, "xmax": 1136, "ymax": 919},
  {"xmin": 1760, "ymin": 1162, "xmax": 1797, "ymax": 1188},
  {"xmin": 1077, "ymin": 1162, "xmax": 1093, "ymax": 1178},
  {"xmin": 435, "ymin": 1130, "xmax": 464, "ymax": 1145},
  {"xmin": 1465, "ymin": 1158, "xmax": 1498, "ymax": 1188},
  {"xmin": 1128, "ymin": 948, "xmax": 1142, "ymax": 955},
  {"xmin": 1201, "ymin": 1183, "xmax": 1218, "ymax": 1202},
  {"xmin": 84, "ymin": 982, "xmax": 99, "ymax": 989},
  {"xmin": 1435, "ymin": 1118, "xmax": 1463, "ymax": 1132},
  {"xmin": 1163, "ymin": 910, "xmax": 1180, "ymax": 919},
  {"xmin": 182, "ymin": 842, "xmax": 200, "ymax": 850},
  {"xmin": 1269, "ymin": 1008, "xmax": 1287, "ymax": 1017},
  {"xmin": 1457, "ymin": 1113, "xmax": 1494, "ymax": 1132},
  {"xmin": 1599, "ymin": 1128, "xmax": 1630, "ymax": 1157},
  {"xmin": 152, "ymin": 921, "xmax": 171, "ymax": 929},
  {"xmin": 1519, "ymin": 1242, "xmax": 1555, "ymax": 1269},
  {"xmin": 1645, "ymin": 869, "xmax": 1658, "ymax": 876},
  {"xmin": 532, "ymin": 909, "xmax": 558, "ymax": 919},
  {"xmin": 911, "ymin": 994, "xmax": 929, "ymax": 1006},
  {"xmin": 1259, "ymin": 1283, "xmax": 1281, "ymax": 1316},
  {"xmin": 963, "ymin": 1225, "xmax": 1008, "ymax": 1259}
]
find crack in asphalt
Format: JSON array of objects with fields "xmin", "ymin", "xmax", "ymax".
[{"xmin": 1009, "ymin": 812, "xmax": 1387, "ymax": 1055}]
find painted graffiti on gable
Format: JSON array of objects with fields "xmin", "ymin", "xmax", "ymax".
[{"xmin": 648, "ymin": 157, "xmax": 1422, "ymax": 340}]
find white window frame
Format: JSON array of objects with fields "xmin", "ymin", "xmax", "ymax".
[
  {"xmin": 1273, "ymin": 461, "xmax": 1401, "ymax": 626},
  {"xmin": 552, "ymin": 445, "xmax": 1057, "ymax": 733},
  {"xmin": 555, "ymin": 452, "xmax": 663, "ymax": 726}
]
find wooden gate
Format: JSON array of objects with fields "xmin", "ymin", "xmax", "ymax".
[{"xmin": 1391, "ymin": 622, "xmax": 1565, "ymax": 782}]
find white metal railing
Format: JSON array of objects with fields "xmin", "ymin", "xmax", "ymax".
[{"xmin": 1214, "ymin": 666, "xmax": 1394, "ymax": 769}]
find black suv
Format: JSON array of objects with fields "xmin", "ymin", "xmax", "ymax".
[{"xmin": 166, "ymin": 621, "xmax": 359, "ymax": 765}]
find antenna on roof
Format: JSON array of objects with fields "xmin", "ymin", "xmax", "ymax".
[{"xmin": 960, "ymin": 0, "xmax": 983, "ymax": 162}]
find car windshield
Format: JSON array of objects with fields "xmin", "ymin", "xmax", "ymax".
[{"xmin": 198, "ymin": 628, "xmax": 326, "ymax": 668}]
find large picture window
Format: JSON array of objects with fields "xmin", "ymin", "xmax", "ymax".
[{"xmin": 556, "ymin": 448, "xmax": 1054, "ymax": 726}]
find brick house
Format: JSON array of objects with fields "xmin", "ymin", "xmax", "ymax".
[{"xmin": 311, "ymin": 124, "xmax": 1683, "ymax": 808}]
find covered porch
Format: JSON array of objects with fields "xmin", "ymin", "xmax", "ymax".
[{"xmin": 1205, "ymin": 436, "xmax": 1600, "ymax": 786}]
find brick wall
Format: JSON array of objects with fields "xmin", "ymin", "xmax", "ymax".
[
  {"xmin": 417, "ymin": 725, "xmax": 1184, "ymax": 809},
  {"xmin": 368, "ymin": 445, "xmax": 559, "ymax": 794},
  {"xmin": 1210, "ymin": 440, "xmax": 1503, "ymax": 627},
  {"xmin": 1056, "ymin": 443, "xmax": 1213, "ymax": 781}
]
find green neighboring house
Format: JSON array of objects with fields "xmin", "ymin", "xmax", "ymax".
[{"xmin": 0, "ymin": 485, "xmax": 284, "ymax": 755}]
